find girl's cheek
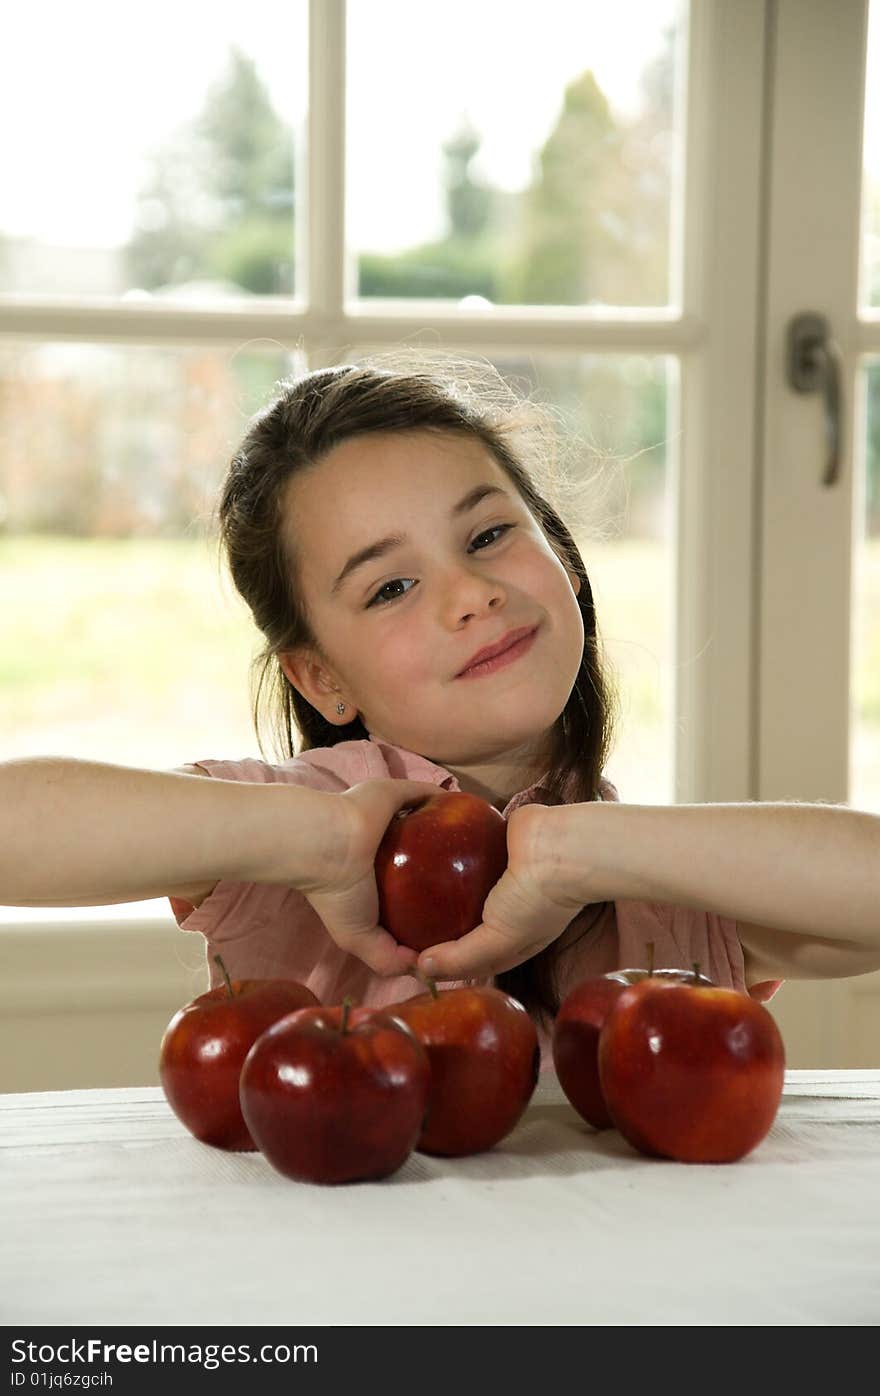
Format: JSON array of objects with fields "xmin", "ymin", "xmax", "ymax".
[{"xmin": 369, "ymin": 619, "xmax": 430, "ymax": 683}]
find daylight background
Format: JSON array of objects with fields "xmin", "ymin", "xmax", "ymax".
[{"xmin": 1, "ymin": 0, "xmax": 878, "ymax": 918}]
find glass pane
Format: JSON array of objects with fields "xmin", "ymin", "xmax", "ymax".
[
  {"xmin": 0, "ymin": 342, "xmax": 306, "ymax": 771},
  {"xmin": 347, "ymin": 0, "xmax": 686, "ymax": 307},
  {"xmin": 851, "ymin": 360, "xmax": 880, "ymax": 812},
  {"xmin": 861, "ymin": 0, "xmax": 880, "ymax": 307},
  {"xmin": 515, "ymin": 357, "xmax": 675, "ymax": 805},
  {"xmin": 337, "ymin": 349, "xmax": 675, "ymax": 804},
  {"xmin": 0, "ymin": 3, "xmax": 306, "ymax": 301}
]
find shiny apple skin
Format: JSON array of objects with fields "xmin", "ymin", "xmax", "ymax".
[
  {"xmin": 553, "ymin": 978, "xmax": 628, "ymax": 1129},
  {"xmin": 392, "ymin": 985, "xmax": 540, "ymax": 1156},
  {"xmin": 239, "ymin": 1005, "xmax": 431, "ymax": 1184},
  {"xmin": 558, "ymin": 971, "xmax": 715, "ymax": 1133},
  {"xmin": 553, "ymin": 968, "xmax": 715, "ymax": 1130},
  {"xmin": 159, "ymin": 978, "xmax": 320, "ymax": 1152},
  {"xmin": 375, "ymin": 791, "xmax": 508, "ymax": 953},
  {"xmin": 598, "ymin": 979, "xmax": 786, "ymax": 1163}
]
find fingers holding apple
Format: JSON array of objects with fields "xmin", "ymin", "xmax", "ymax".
[
  {"xmin": 408, "ymin": 802, "xmax": 586, "ymax": 981},
  {"xmin": 415, "ymin": 885, "xmax": 563, "ymax": 981},
  {"xmin": 374, "ymin": 790, "xmax": 509, "ymax": 958},
  {"xmin": 301, "ymin": 777, "xmax": 441, "ymax": 977}
]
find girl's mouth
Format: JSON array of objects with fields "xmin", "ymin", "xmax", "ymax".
[{"xmin": 455, "ymin": 626, "xmax": 540, "ymax": 680}]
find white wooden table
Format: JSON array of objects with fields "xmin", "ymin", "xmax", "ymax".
[{"xmin": 2, "ymin": 1070, "xmax": 879, "ymax": 1326}]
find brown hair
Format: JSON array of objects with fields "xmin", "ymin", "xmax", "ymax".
[{"xmin": 217, "ymin": 351, "xmax": 619, "ymax": 1026}]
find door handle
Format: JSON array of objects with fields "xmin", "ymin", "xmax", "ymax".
[{"xmin": 785, "ymin": 312, "xmax": 843, "ymax": 487}]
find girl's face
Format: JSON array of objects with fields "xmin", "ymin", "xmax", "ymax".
[{"xmin": 279, "ymin": 429, "xmax": 585, "ymax": 770}]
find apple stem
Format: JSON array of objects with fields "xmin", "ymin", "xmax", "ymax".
[
  {"xmin": 646, "ymin": 941, "xmax": 655, "ymax": 976},
  {"xmin": 340, "ymin": 997, "xmax": 352, "ymax": 1035},
  {"xmin": 426, "ymin": 976, "xmax": 439, "ymax": 1000},
  {"xmin": 693, "ymin": 960, "xmax": 701, "ymax": 983},
  {"xmin": 214, "ymin": 954, "xmax": 235, "ymax": 999}
]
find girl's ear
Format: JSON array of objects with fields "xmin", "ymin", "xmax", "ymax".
[{"xmin": 278, "ymin": 649, "xmax": 353, "ymax": 725}]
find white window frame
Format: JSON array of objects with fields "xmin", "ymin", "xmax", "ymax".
[{"xmin": 0, "ymin": 0, "xmax": 768, "ymax": 968}]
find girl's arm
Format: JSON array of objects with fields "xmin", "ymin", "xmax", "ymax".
[
  {"xmin": 550, "ymin": 801, "xmax": 880, "ymax": 982},
  {"xmin": 0, "ymin": 757, "xmax": 349, "ymax": 906},
  {"xmin": 415, "ymin": 800, "xmax": 880, "ymax": 983},
  {"xmin": 564, "ymin": 798, "xmax": 880, "ymax": 982},
  {"xmin": 0, "ymin": 757, "xmax": 437, "ymax": 978}
]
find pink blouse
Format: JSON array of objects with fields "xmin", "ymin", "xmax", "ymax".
[{"xmin": 169, "ymin": 735, "xmax": 782, "ymax": 1065}]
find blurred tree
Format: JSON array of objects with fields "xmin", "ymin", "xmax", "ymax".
[
  {"xmin": 124, "ymin": 47, "xmax": 295, "ymax": 295},
  {"xmin": 358, "ymin": 118, "xmax": 501, "ymax": 299},
  {"xmin": 505, "ymin": 71, "xmax": 620, "ymax": 306},
  {"xmin": 443, "ymin": 119, "xmax": 492, "ymax": 240},
  {"xmin": 503, "ymin": 31, "xmax": 674, "ymax": 312}
]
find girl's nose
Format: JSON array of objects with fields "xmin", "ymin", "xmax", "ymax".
[{"xmin": 439, "ymin": 566, "xmax": 506, "ymax": 627}]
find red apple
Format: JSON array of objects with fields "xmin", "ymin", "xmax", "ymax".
[
  {"xmin": 553, "ymin": 958, "xmax": 714, "ymax": 1130},
  {"xmin": 598, "ymin": 977, "xmax": 786, "ymax": 1163},
  {"xmin": 239, "ymin": 1001, "xmax": 431, "ymax": 1184},
  {"xmin": 159, "ymin": 955, "xmax": 319, "ymax": 1152},
  {"xmin": 392, "ymin": 982, "xmax": 539, "ymax": 1156},
  {"xmin": 375, "ymin": 790, "xmax": 508, "ymax": 952}
]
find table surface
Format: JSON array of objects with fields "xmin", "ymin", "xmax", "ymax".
[{"xmin": 2, "ymin": 1070, "xmax": 879, "ymax": 1327}]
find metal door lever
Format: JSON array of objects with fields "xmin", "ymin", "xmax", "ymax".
[{"xmin": 785, "ymin": 312, "xmax": 843, "ymax": 487}]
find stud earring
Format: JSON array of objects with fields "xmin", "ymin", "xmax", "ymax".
[{"xmin": 335, "ymin": 701, "xmax": 346, "ymax": 716}]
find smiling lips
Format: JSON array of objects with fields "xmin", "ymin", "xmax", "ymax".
[{"xmin": 456, "ymin": 625, "xmax": 540, "ymax": 679}]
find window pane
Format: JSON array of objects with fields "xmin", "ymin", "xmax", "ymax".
[
  {"xmin": 511, "ymin": 356, "xmax": 675, "ymax": 804},
  {"xmin": 347, "ymin": 0, "xmax": 686, "ymax": 307},
  {"xmin": 851, "ymin": 360, "xmax": 880, "ymax": 812},
  {"xmin": 861, "ymin": 0, "xmax": 880, "ymax": 307},
  {"xmin": 0, "ymin": 3, "xmax": 306, "ymax": 301},
  {"xmin": 0, "ymin": 342, "xmax": 305, "ymax": 770}
]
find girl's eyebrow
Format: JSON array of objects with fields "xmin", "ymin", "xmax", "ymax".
[{"xmin": 330, "ymin": 483, "xmax": 509, "ymax": 595}]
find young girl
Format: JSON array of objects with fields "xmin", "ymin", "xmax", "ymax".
[{"xmin": 3, "ymin": 355, "xmax": 880, "ymax": 1057}]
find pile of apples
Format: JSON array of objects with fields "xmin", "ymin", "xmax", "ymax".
[
  {"xmin": 159, "ymin": 791, "xmax": 786, "ymax": 1182},
  {"xmin": 553, "ymin": 951, "xmax": 785, "ymax": 1163},
  {"xmin": 159, "ymin": 966, "xmax": 539, "ymax": 1184}
]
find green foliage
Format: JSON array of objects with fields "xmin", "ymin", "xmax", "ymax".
[
  {"xmin": 358, "ymin": 236, "xmax": 500, "ymax": 300},
  {"xmin": 194, "ymin": 49, "xmax": 295, "ymax": 215},
  {"xmin": 443, "ymin": 120, "xmax": 492, "ymax": 240},
  {"xmin": 124, "ymin": 46, "xmax": 294, "ymax": 295},
  {"xmin": 206, "ymin": 215, "xmax": 293, "ymax": 295},
  {"xmin": 504, "ymin": 72, "xmax": 618, "ymax": 305}
]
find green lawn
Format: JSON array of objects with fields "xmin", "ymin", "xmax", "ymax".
[
  {"xmin": 2, "ymin": 534, "xmax": 878, "ymax": 806},
  {"xmin": 0, "ymin": 535, "xmax": 259, "ymax": 769}
]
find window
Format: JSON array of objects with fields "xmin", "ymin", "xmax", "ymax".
[{"xmin": 1, "ymin": 0, "xmax": 687, "ymax": 826}]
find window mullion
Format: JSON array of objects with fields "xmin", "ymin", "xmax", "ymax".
[{"xmin": 307, "ymin": 0, "xmax": 347, "ymax": 320}]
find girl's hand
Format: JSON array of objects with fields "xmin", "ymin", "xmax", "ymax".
[
  {"xmin": 297, "ymin": 778, "xmax": 441, "ymax": 978},
  {"xmin": 414, "ymin": 803, "xmax": 593, "ymax": 980}
]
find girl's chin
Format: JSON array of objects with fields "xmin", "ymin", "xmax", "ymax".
[{"xmin": 414, "ymin": 722, "xmax": 561, "ymax": 770}]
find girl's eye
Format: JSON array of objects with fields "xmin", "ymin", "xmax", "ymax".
[
  {"xmin": 469, "ymin": 523, "xmax": 513, "ymax": 551},
  {"xmin": 365, "ymin": 526, "xmax": 513, "ymax": 608},
  {"xmin": 366, "ymin": 577, "xmax": 417, "ymax": 608}
]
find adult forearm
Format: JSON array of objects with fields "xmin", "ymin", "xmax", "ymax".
[
  {"xmin": 0, "ymin": 758, "xmax": 334, "ymax": 906},
  {"xmin": 554, "ymin": 801, "xmax": 880, "ymax": 943}
]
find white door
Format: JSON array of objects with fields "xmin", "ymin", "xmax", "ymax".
[
  {"xmin": 757, "ymin": 0, "xmax": 880, "ymax": 1065},
  {"xmin": 0, "ymin": 0, "xmax": 877, "ymax": 1084}
]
